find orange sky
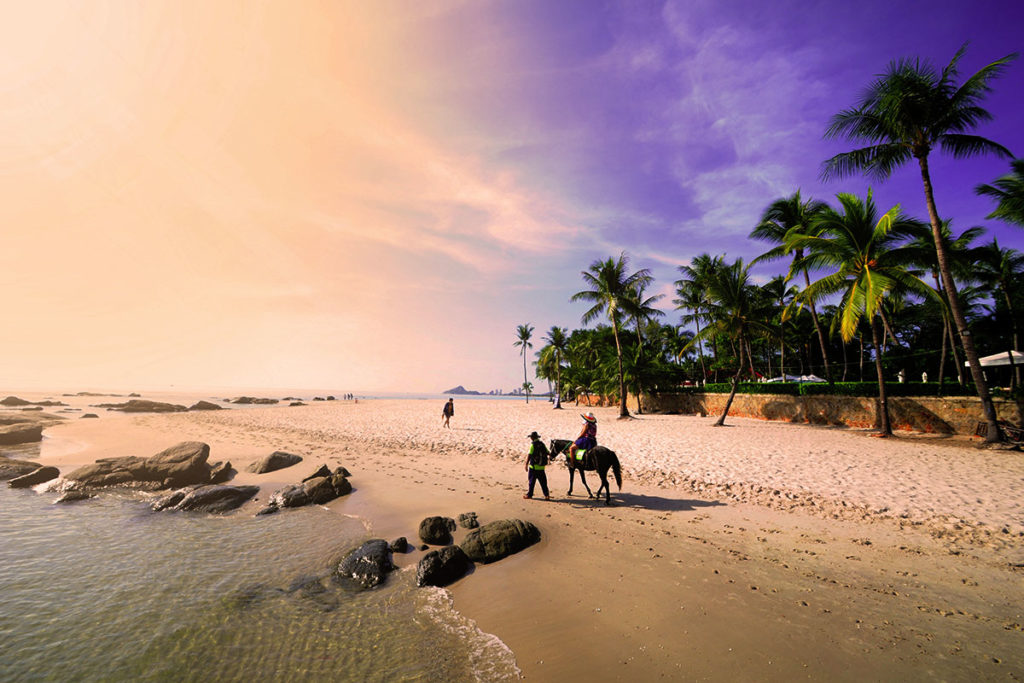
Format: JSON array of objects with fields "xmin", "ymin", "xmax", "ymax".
[{"xmin": 1, "ymin": 1, "xmax": 583, "ymax": 393}]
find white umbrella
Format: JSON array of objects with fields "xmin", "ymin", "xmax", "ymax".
[{"xmin": 964, "ymin": 351, "xmax": 1024, "ymax": 367}]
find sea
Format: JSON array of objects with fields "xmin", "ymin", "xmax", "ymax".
[{"xmin": 0, "ymin": 390, "xmax": 521, "ymax": 682}]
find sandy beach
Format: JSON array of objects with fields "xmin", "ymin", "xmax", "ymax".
[{"xmin": 10, "ymin": 396, "xmax": 1024, "ymax": 680}]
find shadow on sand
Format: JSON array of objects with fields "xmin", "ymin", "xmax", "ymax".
[{"xmin": 560, "ymin": 492, "xmax": 726, "ymax": 512}]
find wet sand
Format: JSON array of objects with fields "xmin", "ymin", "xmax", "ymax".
[{"xmin": 11, "ymin": 396, "xmax": 1024, "ymax": 681}]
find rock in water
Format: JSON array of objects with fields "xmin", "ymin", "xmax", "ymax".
[
  {"xmin": 460, "ymin": 519, "xmax": 541, "ymax": 564},
  {"xmin": 246, "ymin": 451, "xmax": 303, "ymax": 474},
  {"xmin": 188, "ymin": 400, "xmax": 223, "ymax": 411},
  {"xmin": 65, "ymin": 441, "xmax": 211, "ymax": 490},
  {"xmin": 335, "ymin": 539, "xmax": 393, "ymax": 591},
  {"xmin": 94, "ymin": 399, "xmax": 187, "ymax": 413},
  {"xmin": 390, "ymin": 537, "xmax": 409, "ymax": 553},
  {"xmin": 0, "ymin": 456, "xmax": 46, "ymax": 480},
  {"xmin": 418, "ymin": 516, "xmax": 457, "ymax": 545},
  {"xmin": 416, "ymin": 546, "xmax": 472, "ymax": 587},
  {"xmin": 0, "ymin": 423, "xmax": 43, "ymax": 445},
  {"xmin": 457, "ymin": 512, "xmax": 479, "ymax": 529},
  {"xmin": 172, "ymin": 485, "xmax": 259, "ymax": 513},
  {"xmin": 9, "ymin": 466, "xmax": 60, "ymax": 488}
]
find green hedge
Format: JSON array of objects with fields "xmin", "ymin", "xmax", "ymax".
[{"xmin": 660, "ymin": 381, "xmax": 976, "ymax": 397}]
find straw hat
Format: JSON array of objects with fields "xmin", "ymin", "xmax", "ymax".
[{"xmin": 581, "ymin": 412, "xmax": 596, "ymax": 423}]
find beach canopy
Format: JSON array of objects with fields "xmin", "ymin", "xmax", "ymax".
[
  {"xmin": 763, "ymin": 374, "xmax": 827, "ymax": 383},
  {"xmin": 964, "ymin": 350, "xmax": 1024, "ymax": 367}
]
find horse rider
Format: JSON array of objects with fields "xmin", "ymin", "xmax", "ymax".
[{"xmin": 567, "ymin": 412, "xmax": 597, "ymax": 464}]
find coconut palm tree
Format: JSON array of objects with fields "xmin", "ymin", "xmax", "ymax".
[
  {"xmin": 622, "ymin": 282, "xmax": 665, "ymax": 414},
  {"xmin": 976, "ymin": 159, "xmax": 1024, "ymax": 227},
  {"xmin": 571, "ymin": 252, "xmax": 653, "ymax": 418},
  {"xmin": 541, "ymin": 326, "xmax": 569, "ymax": 409},
  {"xmin": 674, "ymin": 253, "xmax": 724, "ymax": 383},
  {"xmin": 821, "ymin": 44, "xmax": 1017, "ymax": 441},
  {"xmin": 513, "ymin": 324, "xmax": 534, "ymax": 403},
  {"xmin": 751, "ymin": 191, "xmax": 834, "ymax": 381},
  {"xmin": 788, "ymin": 192, "xmax": 933, "ymax": 436},
  {"xmin": 978, "ymin": 238, "xmax": 1024, "ymax": 386}
]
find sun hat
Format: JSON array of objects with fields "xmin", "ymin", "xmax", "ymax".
[
  {"xmin": 581, "ymin": 412, "xmax": 596, "ymax": 423},
  {"xmin": 528, "ymin": 431, "xmax": 540, "ymax": 439}
]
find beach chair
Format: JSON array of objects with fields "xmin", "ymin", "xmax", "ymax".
[{"xmin": 975, "ymin": 420, "xmax": 1024, "ymax": 444}]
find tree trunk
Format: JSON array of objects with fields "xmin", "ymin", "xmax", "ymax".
[
  {"xmin": 554, "ymin": 356, "xmax": 563, "ymax": 409},
  {"xmin": 859, "ymin": 333, "xmax": 864, "ymax": 381},
  {"xmin": 1001, "ymin": 280, "xmax": 1021, "ymax": 388},
  {"xmin": 522, "ymin": 352, "xmax": 529, "ymax": 403},
  {"xmin": 611, "ymin": 315, "xmax": 629, "ymax": 418},
  {"xmin": 933, "ymin": 274, "xmax": 964, "ymax": 385},
  {"xmin": 918, "ymin": 155, "xmax": 1000, "ymax": 442},
  {"xmin": 937, "ymin": 316, "xmax": 948, "ymax": 395},
  {"xmin": 803, "ymin": 269, "xmax": 833, "ymax": 383},
  {"xmin": 871, "ymin": 316, "xmax": 892, "ymax": 437},
  {"xmin": 841, "ymin": 336, "xmax": 848, "ymax": 381},
  {"xmin": 715, "ymin": 333, "xmax": 745, "ymax": 427}
]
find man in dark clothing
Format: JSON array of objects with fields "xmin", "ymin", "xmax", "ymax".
[
  {"xmin": 442, "ymin": 398, "xmax": 454, "ymax": 428},
  {"xmin": 523, "ymin": 431, "xmax": 550, "ymax": 500}
]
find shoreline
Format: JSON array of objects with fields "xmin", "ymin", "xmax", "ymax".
[{"xmin": 7, "ymin": 397, "xmax": 1024, "ymax": 679}]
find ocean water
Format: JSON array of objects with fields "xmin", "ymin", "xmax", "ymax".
[{"xmin": 0, "ymin": 484, "xmax": 519, "ymax": 682}]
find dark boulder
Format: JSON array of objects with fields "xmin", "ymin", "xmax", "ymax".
[
  {"xmin": 95, "ymin": 399, "xmax": 187, "ymax": 413},
  {"xmin": 1, "ymin": 396, "xmax": 32, "ymax": 406},
  {"xmin": 256, "ymin": 504, "xmax": 279, "ymax": 515},
  {"xmin": 55, "ymin": 490, "xmax": 93, "ymax": 503},
  {"xmin": 246, "ymin": 451, "xmax": 302, "ymax": 474},
  {"xmin": 460, "ymin": 519, "xmax": 541, "ymax": 564},
  {"xmin": 170, "ymin": 485, "xmax": 259, "ymax": 513},
  {"xmin": 303, "ymin": 474, "xmax": 352, "ymax": 504},
  {"xmin": 80, "ymin": 414, "xmax": 99, "ymax": 419},
  {"xmin": 0, "ymin": 456, "xmax": 49, "ymax": 480},
  {"xmin": 208, "ymin": 461, "xmax": 234, "ymax": 484},
  {"xmin": 334, "ymin": 539, "xmax": 393, "ymax": 591},
  {"xmin": 65, "ymin": 441, "xmax": 211, "ymax": 490},
  {"xmin": 390, "ymin": 537, "xmax": 409, "ymax": 553},
  {"xmin": 9, "ymin": 466, "xmax": 60, "ymax": 488},
  {"xmin": 458, "ymin": 512, "xmax": 479, "ymax": 529},
  {"xmin": 416, "ymin": 545, "xmax": 472, "ymax": 587},
  {"xmin": 0, "ymin": 423, "xmax": 43, "ymax": 445},
  {"xmin": 232, "ymin": 396, "xmax": 279, "ymax": 405},
  {"xmin": 270, "ymin": 484, "xmax": 310, "ymax": 508},
  {"xmin": 152, "ymin": 490, "xmax": 188, "ymax": 511},
  {"xmin": 188, "ymin": 400, "xmax": 223, "ymax": 411},
  {"xmin": 418, "ymin": 516, "xmax": 457, "ymax": 545},
  {"xmin": 288, "ymin": 402, "xmax": 306, "ymax": 407},
  {"xmin": 302, "ymin": 464, "xmax": 331, "ymax": 482}
]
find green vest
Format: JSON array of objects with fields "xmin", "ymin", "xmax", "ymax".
[{"xmin": 528, "ymin": 443, "xmax": 546, "ymax": 470}]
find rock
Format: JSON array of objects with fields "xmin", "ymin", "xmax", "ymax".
[
  {"xmin": 152, "ymin": 490, "xmax": 188, "ymax": 511},
  {"xmin": 418, "ymin": 516, "xmax": 457, "ymax": 545},
  {"xmin": 390, "ymin": 537, "xmax": 409, "ymax": 553},
  {"xmin": 334, "ymin": 539, "xmax": 393, "ymax": 591},
  {"xmin": 9, "ymin": 466, "xmax": 60, "ymax": 488},
  {"xmin": 22, "ymin": 406, "xmax": 43, "ymax": 411},
  {"xmin": 303, "ymin": 474, "xmax": 352, "ymax": 504},
  {"xmin": 289, "ymin": 402, "xmax": 306, "ymax": 407},
  {"xmin": 246, "ymin": 451, "xmax": 303, "ymax": 474},
  {"xmin": 270, "ymin": 484, "xmax": 310, "ymax": 508},
  {"xmin": 65, "ymin": 441, "xmax": 211, "ymax": 490},
  {"xmin": 256, "ymin": 504, "xmax": 279, "ymax": 515},
  {"xmin": 302, "ymin": 465, "xmax": 332, "ymax": 482},
  {"xmin": 188, "ymin": 400, "xmax": 223, "ymax": 411},
  {"xmin": 0, "ymin": 423, "xmax": 43, "ymax": 445},
  {"xmin": 170, "ymin": 485, "xmax": 259, "ymax": 513},
  {"xmin": 0, "ymin": 412, "xmax": 64, "ymax": 427},
  {"xmin": 460, "ymin": 519, "xmax": 541, "ymax": 564},
  {"xmin": 55, "ymin": 490, "xmax": 93, "ymax": 503},
  {"xmin": 0, "ymin": 455, "xmax": 47, "ymax": 480},
  {"xmin": 416, "ymin": 546, "xmax": 472, "ymax": 587},
  {"xmin": 232, "ymin": 397, "xmax": 279, "ymax": 405},
  {"xmin": 208, "ymin": 461, "xmax": 234, "ymax": 484},
  {"xmin": 458, "ymin": 512, "xmax": 479, "ymax": 529},
  {"xmin": 0, "ymin": 396, "xmax": 32, "ymax": 406},
  {"xmin": 326, "ymin": 396, "xmax": 336, "ymax": 401},
  {"xmin": 80, "ymin": 414, "xmax": 99, "ymax": 419},
  {"xmin": 94, "ymin": 399, "xmax": 188, "ymax": 413}
]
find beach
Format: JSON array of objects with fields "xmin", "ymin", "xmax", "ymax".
[{"xmin": 7, "ymin": 395, "xmax": 1024, "ymax": 680}]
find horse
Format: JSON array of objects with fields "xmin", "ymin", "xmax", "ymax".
[{"xmin": 549, "ymin": 439, "xmax": 622, "ymax": 505}]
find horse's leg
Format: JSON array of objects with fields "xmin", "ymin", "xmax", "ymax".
[
  {"xmin": 598, "ymin": 467, "xmax": 613, "ymax": 505},
  {"xmin": 567, "ymin": 466, "xmax": 575, "ymax": 496},
  {"xmin": 579, "ymin": 470, "xmax": 594, "ymax": 498}
]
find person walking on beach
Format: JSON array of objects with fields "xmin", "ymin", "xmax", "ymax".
[
  {"xmin": 568, "ymin": 412, "xmax": 597, "ymax": 464},
  {"xmin": 442, "ymin": 398, "xmax": 454, "ymax": 428},
  {"xmin": 524, "ymin": 431, "xmax": 550, "ymax": 499}
]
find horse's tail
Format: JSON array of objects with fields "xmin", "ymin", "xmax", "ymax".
[{"xmin": 611, "ymin": 452, "xmax": 622, "ymax": 490}]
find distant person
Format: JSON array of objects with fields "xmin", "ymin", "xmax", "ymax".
[
  {"xmin": 922, "ymin": 371, "xmax": 928, "ymax": 383},
  {"xmin": 442, "ymin": 398, "xmax": 454, "ymax": 428},
  {"xmin": 568, "ymin": 412, "xmax": 597, "ymax": 463},
  {"xmin": 523, "ymin": 431, "xmax": 550, "ymax": 499}
]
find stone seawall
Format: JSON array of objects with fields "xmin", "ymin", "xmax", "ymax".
[{"xmin": 640, "ymin": 392, "xmax": 1021, "ymax": 435}]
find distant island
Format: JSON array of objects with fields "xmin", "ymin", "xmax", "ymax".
[{"xmin": 441, "ymin": 385, "xmax": 510, "ymax": 396}]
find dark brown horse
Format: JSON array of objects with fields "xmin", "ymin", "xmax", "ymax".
[{"xmin": 549, "ymin": 439, "xmax": 622, "ymax": 504}]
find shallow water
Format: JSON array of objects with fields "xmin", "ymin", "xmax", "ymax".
[{"xmin": 0, "ymin": 485, "xmax": 518, "ymax": 682}]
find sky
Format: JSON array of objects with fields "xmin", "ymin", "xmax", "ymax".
[{"xmin": 2, "ymin": 0, "xmax": 1023, "ymax": 395}]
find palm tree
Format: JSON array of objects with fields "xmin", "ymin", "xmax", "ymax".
[
  {"xmin": 513, "ymin": 324, "xmax": 534, "ymax": 403},
  {"xmin": 751, "ymin": 191, "xmax": 834, "ymax": 381},
  {"xmin": 978, "ymin": 238, "xmax": 1024, "ymax": 386},
  {"xmin": 976, "ymin": 159, "xmax": 1024, "ymax": 226},
  {"xmin": 571, "ymin": 252, "xmax": 653, "ymax": 418},
  {"xmin": 622, "ymin": 282, "xmax": 665, "ymax": 414},
  {"xmin": 674, "ymin": 253, "xmax": 724, "ymax": 383},
  {"xmin": 688, "ymin": 258, "xmax": 772, "ymax": 426},
  {"xmin": 788, "ymin": 192, "xmax": 933, "ymax": 436},
  {"xmin": 821, "ymin": 44, "xmax": 1017, "ymax": 442},
  {"xmin": 541, "ymin": 326, "xmax": 569, "ymax": 409}
]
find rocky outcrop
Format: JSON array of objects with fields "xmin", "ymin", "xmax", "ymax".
[
  {"xmin": 246, "ymin": 451, "xmax": 302, "ymax": 474},
  {"xmin": 188, "ymin": 400, "xmax": 223, "ymax": 411},
  {"xmin": 0, "ymin": 456, "xmax": 48, "ymax": 480},
  {"xmin": 457, "ymin": 512, "xmax": 479, "ymax": 529},
  {"xmin": 208, "ymin": 461, "xmax": 234, "ymax": 484},
  {"xmin": 231, "ymin": 397, "xmax": 279, "ymax": 405},
  {"xmin": 95, "ymin": 400, "xmax": 187, "ymax": 413},
  {"xmin": 461, "ymin": 519, "xmax": 541, "ymax": 564},
  {"xmin": 81, "ymin": 414, "xmax": 99, "ymax": 419},
  {"xmin": 416, "ymin": 546, "xmax": 472, "ymax": 587},
  {"xmin": 390, "ymin": 537, "xmax": 409, "ymax": 553},
  {"xmin": 0, "ymin": 423, "xmax": 43, "ymax": 445},
  {"xmin": 1, "ymin": 396, "xmax": 32, "ymax": 406},
  {"xmin": 260, "ymin": 469, "xmax": 352, "ymax": 514},
  {"xmin": 65, "ymin": 441, "xmax": 215, "ymax": 490},
  {"xmin": 153, "ymin": 485, "xmax": 259, "ymax": 513},
  {"xmin": 419, "ymin": 516, "xmax": 457, "ymax": 545},
  {"xmin": 9, "ymin": 466, "xmax": 60, "ymax": 488},
  {"xmin": 334, "ymin": 539, "xmax": 394, "ymax": 591},
  {"xmin": 55, "ymin": 490, "xmax": 93, "ymax": 503}
]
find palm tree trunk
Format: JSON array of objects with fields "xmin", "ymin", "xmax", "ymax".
[
  {"xmin": 803, "ymin": 270, "xmax": 833, "ymax": 382},
  {"xmin": 522, "ymin": 352, "xmax": 529, "ymax": 404},
  {"xmin": 611, "ymin": 316, "xmax": 629, "ymax": 418},
  {"xmin": 715, "ymin": 333, "xmax": 745, "ymax": 427},
  {"xmin": 918, "ymin": 155, "xmax": 1000, "ymax": 441},
  {"xmin": 841, "ymin": 336, "xmax": 848, "ymax": 381},
  {"xmin": 937, "ymin": 318, "xmax": 948, "ymax": 395},
  {"xmin": 858, "ymin": 332, "xmax": 864, "ymax": 381},
  {"xmin": 554, "ymin": 357, "xmax": 563, "ymax": 409},
  {"xmin": 871, "ymin": 315, "xmax": 892, "ymax": 436},
  {"xmin": 1000, "ymin": 281, "xmax": 1021, "ymax": 388}
]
